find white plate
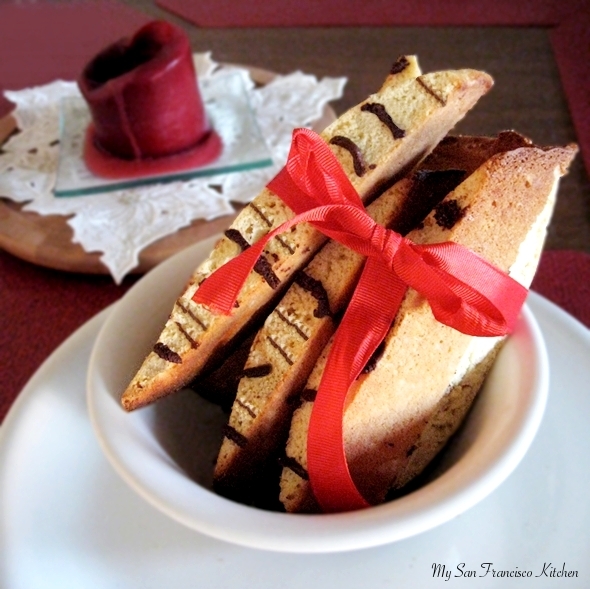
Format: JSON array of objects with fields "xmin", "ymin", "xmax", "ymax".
[
  {"xmin": 1, "ymin": 291, "xmax": 589, "ymax": 587},
  {"xmin": 86, "ymin": 239, "xmax": 549, "ymax": 553}
]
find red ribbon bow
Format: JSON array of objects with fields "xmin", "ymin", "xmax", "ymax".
[{"xmin": 194, "ymin": 128, "xmax": 528, "ymax": 512}]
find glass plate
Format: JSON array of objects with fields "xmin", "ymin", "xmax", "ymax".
[{"xmin": 54, "ymin": 71, "xmax": 273, "ymax": 197}]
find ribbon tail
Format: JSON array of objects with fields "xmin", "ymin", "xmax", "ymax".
[
  {"xmin": 192, "ymin": 241, "xmax": 267, "ymax": 314},
  {"xmin": 307, "ymin": 257, "xmax": 407, "ymax": 512}
]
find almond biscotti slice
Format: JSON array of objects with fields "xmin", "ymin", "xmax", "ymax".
[
  {"xmin": 280, "ymin": 142, "xmax": 577, "ymax": 512},
  {"xmin": 212, "ymin": 132, "xmax": 533, "ymax": 502},
  {"xmin": 121, "ymin": 58, "xmax": 493, "ymax": 411}
]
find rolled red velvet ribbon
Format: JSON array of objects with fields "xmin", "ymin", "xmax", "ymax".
[
  {"xmin": 78, "ymin": 20, "xmax": 221, "ymax": 177},
  {"xmin": 194, "ymin": 128, "xmax": 528, "ymax": 512}
]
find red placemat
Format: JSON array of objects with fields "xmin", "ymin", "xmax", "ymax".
[
  {"xmin": 0, "ymin": 1, "xmax": 149, "ymax": 421},
  {"xmin": 156, "ymin": 0, "xmax": 590, "ymax": 179},
  {"xmin": 531, "ymin": 250, "xmax": 590, "ymax": 330},
  {"xmin": 0, "ymin": 249, "xmax": 138, "ymax": 423},
  {"xmin": 155, "ymin": 0, "xmax": 579, "ymax": 27},
  {"xmin": 550, "ymin": 16, "xmax": 590, "ymax": 183},
  {"xmin": 0, "ymin": 0, "xmax": 149, "ymax": 117}
]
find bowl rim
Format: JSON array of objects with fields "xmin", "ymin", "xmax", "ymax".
[{"xmin": 87, "ymin": 238, "xmax": 549, "ymax": 553}]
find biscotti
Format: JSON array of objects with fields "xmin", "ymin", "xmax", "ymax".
[
  {"xmin": 279, "ymin": 142, "xmax": 577, "ymax": 512},
  {"xmin": 121, "ymin": 58, "xmax": 493, "ymax": 411},
  {"xmin": 212, "ymin": 132, "xmax": 534, "ymax": 503}
]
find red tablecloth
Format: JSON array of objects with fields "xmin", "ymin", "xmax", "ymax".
[{"xmin": 0, "ymin": 1, "xmax": 148, "ymax": 102}]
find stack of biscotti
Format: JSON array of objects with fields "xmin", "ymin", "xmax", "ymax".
[
  {"xmin": 279, "ymin": 141, "xmax": 577, "ymax": 512},
  {"xmin": 211, "ymin": 131, "xmax": 535, "ymax": 503},
  {"xmin": 121, "ymin": 56, "xmax": 494, "ymax": 411}
]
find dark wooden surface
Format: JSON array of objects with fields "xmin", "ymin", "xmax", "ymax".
[{"xmin": 123, "ymin": 1, "xmax": 590, "ymax": 253}]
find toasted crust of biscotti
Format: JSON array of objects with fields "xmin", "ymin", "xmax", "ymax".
[
  {"xmin": 280, "ymin": 143, "xmax": 577, "ymax": 512},
  {"xmin": 121, "ymin": 58, "xmax": 494, "ymax": 411},
  {"xmin": 212, "ymin": 132, "xmax": 534, "ymax": 501}
]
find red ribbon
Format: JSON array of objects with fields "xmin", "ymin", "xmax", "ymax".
[{"xmin": 194, "ymin": 128, "xmax": 528, "ymax": 512}]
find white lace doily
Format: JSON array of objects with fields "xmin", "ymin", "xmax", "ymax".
[{"xmin": 0, "ymin": 53, "xmax": 346, "ymax": 283}]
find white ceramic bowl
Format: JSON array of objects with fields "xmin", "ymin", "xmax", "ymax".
[{"xmin": 87, "ymin": 236, "xmax": 549, "ymax": 553}]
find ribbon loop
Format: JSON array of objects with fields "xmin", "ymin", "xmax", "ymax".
[{"xmin": 268, "ymin": 127, "xmax": 363, "ymax": 215}]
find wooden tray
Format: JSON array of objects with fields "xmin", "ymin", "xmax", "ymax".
[{"xmin": 0, "ymin": 65, "xmax": 336, "ymax": 276}]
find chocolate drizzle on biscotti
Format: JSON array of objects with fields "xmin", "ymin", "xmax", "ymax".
[
  {"xmin": 222, "ymin": 424, "xmax": 249, "ymax": 448},
  {"xmin": 248, "ymin": 202, "xmax": 273, "ymax": 227},
  {"xmin": 434, "ymin": 199, "xmax": 468, "ymax": 229},
  {"xmin": 280, "ymin": 455, "xmax": 309, "ymax": 480},
  {"xmin": 300, "ymin": 388, "xmax": 317, "ymax": 402},
  {"xmin": 235, "ymin": 398, "xmax": 257, "ymax": 419},
  {"xmin": 361, "ymin": 341, "xmax": 386, "ymax": 374},
  {"xmin": 329, "ymin": 135, "xmax": 367, "ymax": 177},
  {"xmin": 267, "ymin": 336, "xmax": 294, "ymax": 366},
  {"xmin": 253, "ymin": 258, "xmax": 281, "ymax": 289},
  {"xmin": 177, "ymin": 300, "xmax": 208, "ymax": 331},
  {"xmin": 153, "ymin": 342, "xmax": 182, "ymax": 364},
  {"xmin": 390, "ymin": 55, "xmax": 410, "ymax": 74},
  {"xmin": 248, "ymin": 204, "xmax": 295, "ymax": 255},
  {"xmin": 286, "ymin": 387, "xmax": 318, "ymax": 411},
  {"xmin": 294, "ymin": 271, "xmax": 332, "ymax": 318},
  {"xmin": 361, "ymin": 103, "xmax": 405, "ymax": 140},
  {"xmin": 175, "ymin": 321, "xmax": 198, "ymax": 348},
  {"xmin": 417, "ymin": 76, "xmax": 446, "ymax": 105},
  {"xmin": 241, "ymin": 364, "xmax": 273, "ymax": 378},
  {"xmin": 224, "ymin": 228, "xmax": 281, "ymax": 289},
  {"xmin": 395, "ymin": 168, "xmax": 466, "ymax": 235},
  {"xmin": 224, "ymin": 228, "xmax": 249, "ymax": 251},
  {"xmin": 275, "ymin": 309, "xmax": 309, "ymax": 341}
]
